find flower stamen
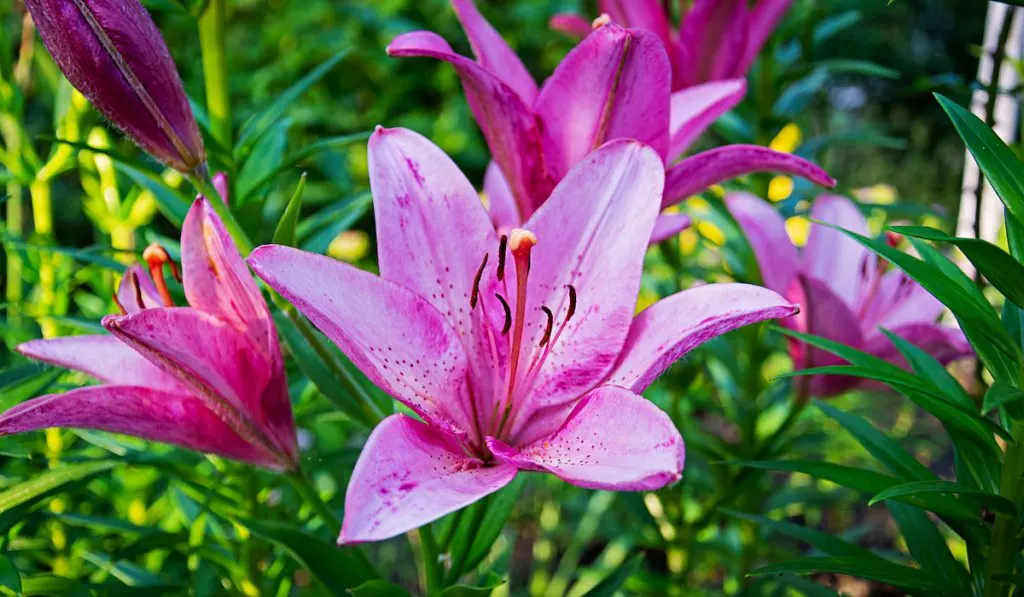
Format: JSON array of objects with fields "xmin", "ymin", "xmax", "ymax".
[
  {"xmin": 143, "ymin": 243, "xmax": 177, "ymax": 307},
  {"xmin": 495, "ymin": 294, "xmax": 512, "ymax": 334},
  {"xmin": 470, "ymin": 253, "xmax": 488, "ymax": 309},
  {"xmin": 539, "ymin": 306, "xmax": 554, "ymax": 347}
]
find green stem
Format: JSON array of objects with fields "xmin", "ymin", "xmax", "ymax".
[
  {"xmin": 5, "ymin": 181, "xmax": 23, "ymax": 327},
  {"xmin": 188, "ymin": 174, "xmax": 253, "ymax": 254},
  {"xmin": 984, "ymin": 420, "xmax": 1024, "ymax": 597},
  {"xmin": 419, "ymin": 525, "xmax": 444, "ymax": 596},
  {"xmin": 198, "ymin": 0, "xmax": 232, "ymax": 149},
  {"xmin": 286, "ymin": 468, "xmax": 341, "ymax": 538},
  {"xmin": 29, "ymin": 179, "xmax": 57, "ymax": 338}
]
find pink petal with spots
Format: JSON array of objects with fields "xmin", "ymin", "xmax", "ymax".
[
  {"xmin": 607, "ymin": 283, "xmax": 798, "ymax": 392},
  {"xmin": 17, "ymin": 334, "xmax": 182, "ymax": 392},
  {"xmin": 0, "ymin": 385, "xmax": 285, "ymax": 469},
  {"xmin": 339, "ymin": 414, "xmax": 517, "ymax": 544},
  {"xmin": 535, "ymin": 23, "xmax": 671, "ymax": 181},
  {"xmin": 247, "ymin": 245, "xmax": 477, "ymax": 439},
  {"xmin": 451, "ymin": 0, "xmax": 537, "ymax": 104},
  {"xmin": 488, "ymin": 385, "xmax": 683, "ymax": 491}
]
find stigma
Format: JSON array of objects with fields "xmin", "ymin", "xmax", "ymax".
[{"xmin": 142, "ymin": 244, "xmax": 179, "ymax": 307}]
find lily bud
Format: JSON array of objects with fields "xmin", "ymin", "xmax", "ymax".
[{"xmin": 26, "ymin": 0, "xmax": 206, "ymax": 174}]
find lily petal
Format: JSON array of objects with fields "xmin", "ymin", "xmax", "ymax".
[
  {"xmin": 387, "ymin": 31, "xmax": 548, "ymax": 216},
  {"xmin": 17, "ymin": 335, "xmax": 181, "ymax": 392},
  {"xmin": 677, "ymin": 0, "xmax": 748, "ymax": 84},
  {"xmin": 668, "ymin": 79, "xmax": 746, "ymax": 162},
  {"xmin": 663, "ymin": 145, "xmax": 835, "ymax": 208},
  {"xmin": 247, "ymin": 245, "xmax": 476, "ymax": 438},
  {"xmin": 802, "ymin": 195, "xmax": 871, "ymax": 310},
  {"xmin": 650, "ymin": 213, "xmax": 693, "ymax": 245},
  {"xmin": 489, "ymin": 385, "xmax": 683, "ymax": 490},
  {"xmin": 339, "ymin": 414, "xmax": 517, "ymax": 545},
  {"xmin": 549, "ymin": 13, "xmax": 592, "ymax": 38},
  {"xmin": 725, "ymin": 192, "xmax": 798, "ymax": 294},
  {"xmin": 789, "ymin": 275, "xmax": 866, "ymax": 398},
  {"xmin": 598, "ymin": 0, "xmax": 674, "ymax": 53},
  {"xmin": 737, "ymin": 0, "xmax": 792, "ymax": 75},
  {"xmin": 607, "ymin": 283, "xmax": 798, "ymax": 392},
  {"xmin": 0, "ymin": 386, "xmax": 285, "ymax": 469},
  {"xmin": 859, "ymin": 270, "xmax": 944, "ymax": 333},
  {"xmin": 484, "ymin": 162, "xmax": 522, "ymax": 233},
  {"xmin": 510, "ymin": 140, "xmax": 663, "ymax": 433},
  {"xmin": 115, "ymin": 265, "xmax": 162, "ymax": 313},
  {"xmin": 535, "ymin": 23, "xmax": 671, "ymax": 182},
  {"xmin": 864, "ymin": 324, "xmax": 973, "ymax": 369},
  {"xmin": 451, "ymin": 0, "xmax": 537, "ymax": 104}
]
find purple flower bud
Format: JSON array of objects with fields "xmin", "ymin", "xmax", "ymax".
[{"xmin": 26, "ymin": 0, "xmax": 205, "ymax": 173}]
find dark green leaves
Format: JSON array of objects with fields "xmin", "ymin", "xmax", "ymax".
[
  {"xmin": 0, "ymin": 461, "xmax": 116, "ymax": 513},
  {"xmin": 272, "ymin": 173, "xmax": 306, "ymax": 247}
]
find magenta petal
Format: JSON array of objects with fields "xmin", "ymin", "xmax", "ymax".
[
  {"xmin": 864, "ymin": 324, "xmax": 973, "ymax": 369},
  {"xmin": 0, "ymin": 386, "xmax": 284, "ymax": 468},
  {"xmin": 17, "ymin": 335, "xmax": 181, "ymax": 392},
  {"xmin": 534, "ymin": 23, "xmax": 671, "ymax": 182},
  {"xmin": 484, "ymin": 162, "xmax": 522, "ymax": 233},
  {"xmin": 247, "ymin": 245, "xmax": 476, "ymax": 438},
  {"xmin": 509, "ymin": 141, "xmax": 663, "ymax": 433},
  {"xmin": 339, "ymin": 414, "xmax": 517, "ymax": 545},
  {"xmin": 677, "ymin": 0, "xmax": 748, "ymax": 84},
  {"xmin": 607, "ymin": 283, "xmax": 798, "ymax": 392},
  {"xmin": 549, "ymin": 13, "xmax": 592, "ymax": 38},
  {"xmin": 115, "ymin": 265, "xmax": 162, "ymax": 313},
  {"xmin": 789, "ymin": 275, "xmax": 866, "ymax": 398},
  {"xmin": 803, "ymin": 195, "xmax": 872, "ymax": 311},
  {"xmin": 662, "ymin": 145, "xmax": 835, "ymax": 208},
  {"xmin": 387, "ymin": 31, "xmax": 547, "ymax": 216},
  {"xmin": 725, "ymin": 192, "xmax": 798, "ymax": 295},
  {"xmin": 650, "ymin": 213, "xmax": 693, "ymax": 245},
  {"xmin": 598, "ymin": 0, "xmax": 674, "ymax": 52},
  {"xmin": 451, "ymin": 0, "xmax": 537, "ymax": 104},
  {"xmin": 489, "ymin": 385, "xmax": 683, "ymax": 491},
  {"xmin": 737, "ymin": 0, "xmax": 793, "ymax": 75},
  {"xmin": 859, "ymin": 271, "xmax": 944, "ymax": 332},
  {"xmin": 668, "ymin": 79, "xmax": 746, "ymax": 162}
]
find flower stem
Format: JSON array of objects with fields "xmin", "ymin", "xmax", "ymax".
[
  {"xmin": 286, "ymin": 468, "xmax": 341, "ymax": 538},
  {"xmin": 188, "ymin": 174, "xmax": 253, "ymax": 254},
  {"xmin": 198, "ymin": 0, "xmax": 231, "ymax": 149},
  {"xmin": 984, "ymin": 419, "xmax": 1024, "ymax": 597},
  {"xmin": 5, "ymin": 181, "xmax": 23, "ymax": 328},
  {"xmin": 418, "ymin": 525, "xmax": 444, "ymax": 596},
  {"xmin": 29, "ymin": 178, "xmax": 58, "ymax": 338}
]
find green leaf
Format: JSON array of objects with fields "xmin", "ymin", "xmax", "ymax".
[
  {"xmin": 461, "ymin": 476, "xmax": 526, "ymax": 574},
  {"xmin": 983, "ymin": 381, "xmax": 1024, "ymax": 416},
  {"xmin": 347, "ymin": 580, "xmax": 412, "ymax": 597},
  {"xmin": 272, "ymin": 174, "xmax": 306, "ymax": 247},
  {"xmin": 870, "ymin": 481, "xmax": 1016, "ymax": 516},
  {"xmin": 0, "ymin": 461, "xmax": 116, "ymax": 513},
  {"xmin": 240, "ymin": 518, "xmax": 376, "ymax": 592},
  {"xmin": 112, "ymin": 160, "xmax": 191, "ymax": 226},
  {"xmin": 0, "ymin": 553, "xmax": 21, "ymax": 595},
  {"xmin": 298, "ymin": 193, "xmax": 373, "ymax": 254},
  {"xmin": 749, "ymin": 556, "xmax": 963, "ymax": 596},
  {"xmin": 814, "ymin": 59, "xmax": 900, "ymax": 79},
  {"xmin": 0, "ymin": 437, "xmax": 30, "ymax": 459},
  {"xmin": 579, "ymin": 553, "xmax": 642, "ymax": 597},
  {"xmin": 242, "ymin": 132, "xmax": 369, "ymax": 195},
  {"xmin": 236, "ymin": 118, "xmax": 289, "ymax": 202},
  {"xmin": 723, "ymin": 510, "xmax": 892, "ymax": 562},
  {"xmin": 879, "ymin": 329, "xmax": 973, "ymax": 409},
  {"xmin": 20, "ymin": 574, "xmax": 91, "ymax": 597},
  {"xmin": 936, "ymin": 94, "xmax": 1024, "ymax": 226},
  {"xmin": 888, "ymin": 502, "xmax": 970, "ymax": 592},
  {"xmin": 892, "ymin": 226, "xmax": 1024, "ymax": 310},
  {"xmin": 816, "ymin": 401, "xmax": 934, "ymax": 481},
  {"xmin": 438, "ymin": 572, "xmax": 506, "ymax": 597},
  {"xmin": 236, "ymin": 48, "xmax": 351, "ymax": 155}
]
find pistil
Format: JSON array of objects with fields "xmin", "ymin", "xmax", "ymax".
[
  {"xmin": 143, "ymin": 244, "xmax": 179, "ymax": 307},
  {"xmin": 494, "ymin": 228, "xmax": 536, "ymax": 437}
]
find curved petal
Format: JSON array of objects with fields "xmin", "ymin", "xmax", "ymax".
[
  {"xmin": 0, "ymin": 386, "xmax": 286, "ymax": 469},
  {"xmin": 489, "ymin": 385, "xmax": 683, "ymax": 490},
  {"xmin": 668, "ymin": 79, "xmax": 746, "ymax": 162},
  {"xmin": 607, "ymin": 283, "xmax": 798, "ymax": 392},
  {"xmin": 535, "ymin": 23, "xmax": 671, "ymax": 182},
  {"xmin": 484, "ymin": 161, "xmax": 522, "ymax": 233},
  {"xmin": 247, "ymin": 245, "xmax": 476, "ymax": 439},
  {"xmin": 115, "ymin": 265, "xmax": 162, "ymax": 313},
  {"xmin": 549, "ymin": 13, "xmax": 592, "ymax": 38},
  {"xmin": 803, "ymin": 195, "xmax": 872, "ymax": 311},
  {"xmin": 737, "ymin": 0, "xmax": 792, "ymax": 75},
  {"xmin": 451, "ymin": 0, "xmax": 537, "ymax": 104},
  {"xmin": 598, "ymin": 0, "xmax": 674, "ymax": 53},
  {"xmin": 725, "ymin": 192, "xmax": 798, "ymax": 294},
  {"xmin": 387, "ymin": 31, "xmax": 548, "ymax": 216},
  {"xmin": 677, "ymin": 0, "xmax": 748, "ymax": 84},
  {"xmin": 339, "ymin": 414, "xmax": 517, "ymax": 545},
  {"xmin": 859, "ymin": 270, "xmax": 944, "ymax": 333},
  {"xmin": 508, "ymin": 141, "xmax": 663, "ymax": 435},
  {"xmin": 864, "ymin": 324, "xmax": 973, "ymax": 370},
  {"xmin": 650, "ymin": 213, "xmax": 692, "ymax": 245},
  {"xmin": 17, "ymin": 335, "xmax": 182, "ymax": 392},
  {"xmin": 662, "ymin": 145, "xmax": 835, "ymax": 208},
  {"xmin": 789, "ymin": 275, "xmax": 866, "ymax": 398}
]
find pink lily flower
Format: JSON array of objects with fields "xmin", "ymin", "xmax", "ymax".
[
  {"xmin": 726, "ymin": 193, "xmax": 973, "ymax": 398},
  {"xmin": 4, "ymin": 199, "xmax": 298, "ymax": 470},
  {"xmin": 387, "ymin": 0, "xmax": 832, "ymax": 239},
  {"xmin": 552, "ymin": 0, "xmax": 792, "ymax": 91},
  {"xmin": 247, "ymin": 127, "xmax": 799, "ymax": 544}
]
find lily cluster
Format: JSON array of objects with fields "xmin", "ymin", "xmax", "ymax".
[{"xmin": 727, "ymin": 194, "xmax": 973, "ymax": 397}]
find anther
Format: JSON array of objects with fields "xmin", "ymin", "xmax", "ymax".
[
  {"xmin": 112, "ymin": 292, "xmax": 127, "ymax": 315},
  {"xmin": 566, "ymin": 284, "xmax": 577, "ymax": 323},
  {"xmin": 131, "ymin": 271, "xmax": 145, "ymax": 309},
  {"xmin": 143, "ymin": 243, "xmax": 177, "ymax": 307},
  {"xmin": 539, "ymin": 306, "xmax": 554, "ymax": 347},
  {"xmin": 593, "ymin": 13, "xmax": 611, "ymax": 29},
  {"xmin": 470, "ymin": 253, "xmax": 488, "ymax": 309},
  {"xmin": 495, "ymin": 294, "xmax": 512, "ymax": 334},
  {"xmin": 497, "ymin": 235, "xmax": 508, "ymax": 281}
]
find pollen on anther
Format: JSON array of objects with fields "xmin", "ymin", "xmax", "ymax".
[
  {"xmin": 470, "ymin": 253, "xmax": 488, "ymax": 309},
  {"xmin": 566, "ymin": 284, "xmax": 577, "ymax": 322},
  {"xmin": 495, "ymin": 294, "xmax": 512, "ymax": 334},
  {"xmin": 539, "ymin": 306, "xmax": 554, "ymax": 347},
  {"xmin": 497, "ymin": 235, "xmax": 508, "ymax": 281}
]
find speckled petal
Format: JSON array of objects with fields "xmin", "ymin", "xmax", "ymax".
[{"xmin": 339, "ymin": 414, "xmax": 517, "ymax": 544}]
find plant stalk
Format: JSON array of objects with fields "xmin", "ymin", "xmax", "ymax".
[
  {"xmin": 984, "ymin": 420, "xmax": 1024, "ymax": 597},
  {"xmin": 188, "ymin": 174, "xmax": 253, "ymax": 254},
  {"xmin": 198, "ymin": 0, "xmax": 232, "ymax": 149},
  {"xmin": 418, "ymin": 525, "xmax": 444, "ymax": 596},
  {"xmin": 286, "ymin": 468, "xmax": 341, "ymax": 538}
]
